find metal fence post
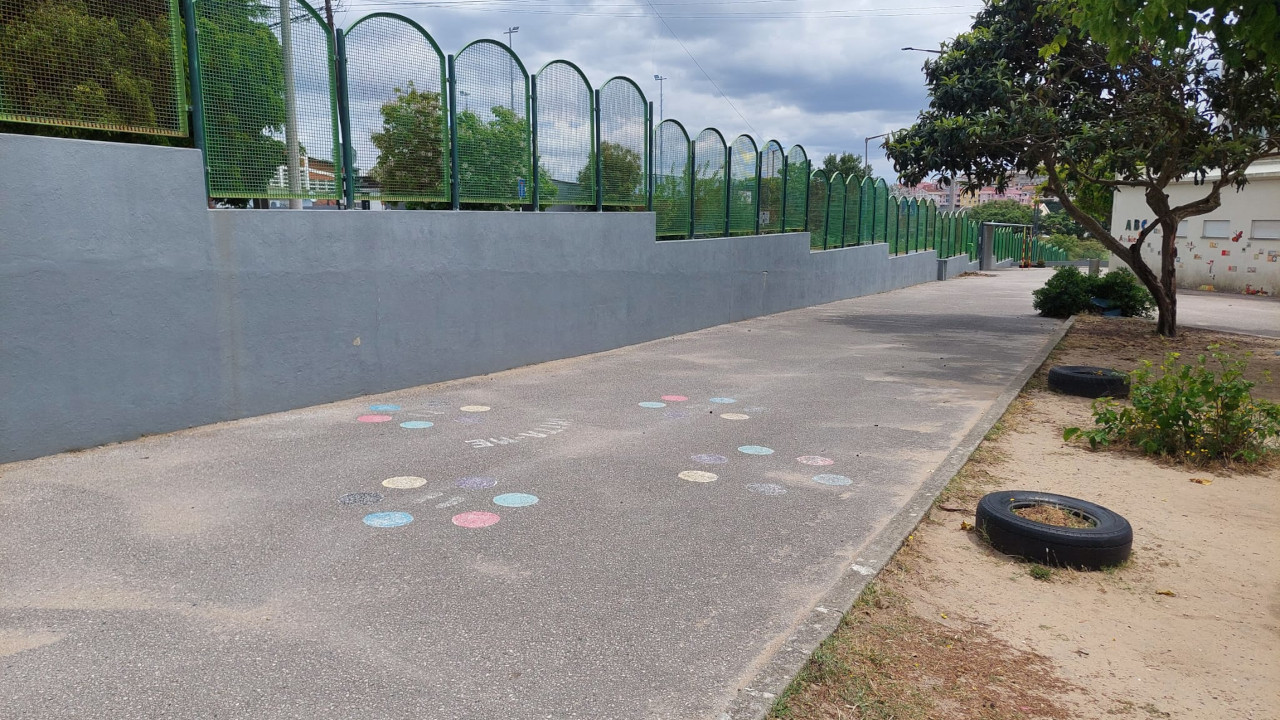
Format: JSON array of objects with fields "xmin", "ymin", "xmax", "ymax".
[
  {"xmin": 179, "ymin": 0, "xmax": 209, "ymax": 197},
  {"xmin": 723, "ymin": 146, "xmax": 732, "ymax": 237},
  {"xmin": 802, "ymin": 161, "xmax": 811, "ymax": 232},
  {"xmin": 530, "ymin": 75, "xmax": 540, "ymax": 211},
  {"xmin": 448, "ymin": 54, "xmax": 460, "ymax": 210},
  {"xmin": 753, "ymin": 150, "xmax": 762, "ymax": 236},
  {"xmin": 594, "ymin": 89, "xmax": 603, "ymax": 212},
  {"xmin": 687, "ymin": 137, "xmax": 696, "ymax": 239},
  {"xmin": 646, "ymin": 101, "xmax": 655, "ymax": 213},
  {"xmin": 335, "ymin": 29, "xmax": 356, "ymax": 209},
  {"xmin": 779, "ymin": 153, "xmax": 788, "ymax": 234}
]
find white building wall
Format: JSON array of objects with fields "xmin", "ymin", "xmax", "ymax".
[{"xmin": 1109, "ymin": 158, "xmax": 1280, "ymax": 296}]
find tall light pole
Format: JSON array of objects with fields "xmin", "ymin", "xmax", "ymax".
[
  {"xmin": 902, "ymin": 46, "xmax": 952, "ymax": 209},
  {"xmin": 504, "ymin": 26, "xmax": 519, "ymax": 109},
  {"xmin": 865, "ymin": 132, "xmax": 891, "ymax": 180},
  {"xmin": 653, "ymin": 74, "xmax": 667, "ymax": 124}
]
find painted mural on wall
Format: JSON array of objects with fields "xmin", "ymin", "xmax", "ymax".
[{"xmin": 1121, "ymin": 224, "xmax": 1276, "ymax": 296}]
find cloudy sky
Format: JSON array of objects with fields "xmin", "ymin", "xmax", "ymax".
[{"xmin": 328, "ymin": 0, "xmax": 981, "ymax": 180}]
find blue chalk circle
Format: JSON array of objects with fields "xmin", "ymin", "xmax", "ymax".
[
  {"xmin": 399, "ymin": 421, "xmax": 434, "ymax": 429},
  {"xmin": 812, "ymin": 474, "xmax": 853, "ymax": 486},
  {"xmin": 493, "ymin": 493, "xmax": 539, "ymax": 507},
  {"xmin": 638, "ymin": 401, "xmax": 667, "ymax": 408},
  {"xmin": 363, "ymin": 511, "xmax": 413, "ymax": 528},
  {"xmin": 369, "ymin": 404, "xmax": 401, "ymax": 412},
  {"xmin": 738, "ymin": 445, "xmax": 774, "ymax": 455},
  {"xmin": 709, "ymin": 397, "xmax": 736, "ymax": 404}
]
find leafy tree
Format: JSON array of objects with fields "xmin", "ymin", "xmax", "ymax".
[
  {"xmin": 886, "ymin": 0, "xmax": 1280, "ymax": 336},
  {"xmin": 456, "ymin": 105, "xmax": 555, "ymax": 209},
  {"xmin": 368, "ymin": 81, "xmax": 446, "ymax": 208},
  {"xmin": 579, "ymin": 141, "xmax": 643, "ymax": 207},
  {"xmin": 967, "ymin": 199, "xmax": 1032, "ymax": 226},
  {"xmin": 821, "ymin": 152, "xmax": 871, "ymax": 185},
  {"xmin": 1048, "ymin": 233, "xmax": 1108, "ymax": 260},
  {"xmin": 1039, "ymin": 211, "xmax": 1084, "ymax": 238}
]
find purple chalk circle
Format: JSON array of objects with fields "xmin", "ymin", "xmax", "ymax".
[
  {"xmin": 492, "ymin": 493, "xmax": 539, "ymax": 507},
  {"xmin": 738, "ymin": 445, "xmax": 774, "ymax": 455},
  {"xmin": 720, "ymin": 413, "xmax": 750, "ymax": 420},
  {"xmin": 812, "ymin": 474, "xmax": 853, "ymax": 486},
  {"xmin": 455, "ymin": 476, "xmax": 499, "ymax": 490},
  {"xmin": 746, "ymin": 483, "xmax": 787, "ymax": 496},
  {"xmin": 382, "ymin": 476, "xmax": 427, "ymax": 489},
  {"xmin": 369, "ymin": 404, "xmax": 401, "ymax": 412},
  {"xmin": 661, "ymin": 395, "xmax": 689, "ymax": 402},
  {"xmin": 664, "ymin": 409, "xmax": 690, "ymax": 419},
  {"xmin": 454, "ymin": 416, "xmax": 484, "ymax": 424},
  {"xmin": 709, "ymin": 397, "xmax": 736, "ymax": 404},
  {"xmin": 691, "ymin": 454, "xmax": 728, "ymax": 464},
  {"xmin": 638, "ymin": 401, "xmax": 667, "ymax": 409},
  {"xmin": 679, "ymin": 470, "xmax": 718, "ymax": 483},
  {"xmin": 363, "ymin": 511, "xmax": 413, "ymax": 528},
  {"xmin": 796, "ymin": 456, "xmax": 835, "ymax": 466},
  {"xmin": 338, "ymin": 492, "xmax": 383, "ymax": 506},
  {"xmin": 452, "ymin": 511, "xmax": 501, "ymax": 529},
  {"xmin": 357, "ymin": 414, "xmax": 394, "ymax": 423},
  {"xmin": 399, "ymin": 420, "xmax": 434, "ymax": 429}
]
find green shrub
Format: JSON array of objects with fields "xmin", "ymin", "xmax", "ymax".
[
  {"xmin": 1031, "ymin": 266, "xmax": 1154, "ymax": 318},
  {"xmin": 1064, "ymin": 347, "xmax": 1280, "ymax": 465},
  {"xmin": 1032, "ymin": 266, "xmax": 1095, "ymax": 317}
]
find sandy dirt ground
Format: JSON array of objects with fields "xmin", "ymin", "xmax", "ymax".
[{"xmin": 772, "ymin": 316, "xmax": 1280, "ymax": 719}]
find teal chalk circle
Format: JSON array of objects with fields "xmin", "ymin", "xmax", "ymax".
[
  {"xmin": 493, "ymin": 493, "xmax": 539, "ymax": 507},
  {"xmin": 369, "ymin": 404, "xmax": 401, "ymax": 412},
  {"xmin": 812, "ymin": 474, "xmax": 853, "ymax": 486},
  {"xmin": 709, "ymin": 397, "xmax": 736, "ymax": 404},
  {"xmin": 638, "ymin": 401, "xmax": 667, "ymax": 408},
  {"xmin": 363, "ymin": 511, "xmax": 413, "ymax": 528},
  {"xmin": 738, "ymin": 445, "xmax": 774, "ymax": 455},
  {"xmin": 399, "ymin": 421, "xmax": 434, "ymax": 429}
]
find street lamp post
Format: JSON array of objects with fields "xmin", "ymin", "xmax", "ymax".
[
  {"xmin": 864, "ymin": 132, "xmax": 891, "ymax": 179},
  {"xmin": 504, "ymin": 26, "xmax": 519, "ymax": 109},
  {"xmin": 653, "ymin": 74, "xmax": 667, "ymax": 124},
  {"xmin": 902, "ymin": 46, "xmax": 953, "ymax": 211}
]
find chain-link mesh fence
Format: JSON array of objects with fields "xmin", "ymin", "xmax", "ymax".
[
  {"xmin": 197, "ymin": 0, "xmax": 339, "ymax": 201},
  {"xmin": 784, "ymin": 145, "xmax": 807, "ymax": 232},
  {"xmin": 598, "ymin": 76, "xmax": 646, "ymax": 207},
  {"xmin": 757, "ymin": 140, "xmax": 783, "ymax": 234},
  {"xmin": 824, "ymin": 172, "xmax": 845, "ymax": 249},
  {"xmin": 728, "ymin": 134, "xmax": 756, "ymax": 235},
  {"xmin": 902, "ymin": 198, "xmax": 914, "ymax": 253},
  {"xmin": 0, "ymin": 0, "xmax": 186, "ymax": 136},
  {"xmin": 873, "ymin": 179, "xmax": 888, "ymax": 244},
  {"xmin": 454, "ymin": 39, "xmax": 529, "ymax": 206},
  {"xmin": 654, "ymin": 119, "xmax": 690, "ymax": 238},
  {"xmin": 692, "ymin": 128, "xmax": 726, "ymax": 237},
  {"xmin": 807, "ymin": 169, "xmax": 828, "ymax": 249},
  {"xmin": 342, "ymin": 14, "xmax": 447, "ymax": 204},
  {"xmin": 843, "ymin": 175, "xmax": 862, "ymax": 246},
  {"xmin": 857, "ymin": 177, "xmax": 874, "ymax": 245},
  {"xmin": 885, "ymin": 196, "xmax": 899, "ymax": 254},
  {"xmin": 534, "ymin": 60, "xmax": 593, "ymax": 207}
]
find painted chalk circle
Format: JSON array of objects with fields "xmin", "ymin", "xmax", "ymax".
[
  {"xmin": 797, "ymin": 456, "xmax": 835, "ymax": 466},
  {"xmin": 455, "ymin": 476, "xmax": 499, "ymax": 490},
  {"xmin": 679, "ymin": 470, "xmax": 718, "ymax": 483},
  {"xmin": 460, "ymin": 405, "xmax": 491, "ymax": 413},
  {"xmin": 452, "ymin": 511, "xmax": 501, "ymax": 529},
  {"xmin": 369, "ymin": 404, "xmax": 401, "ymax": 412},
  {"xmin": 357, "ymin": 414, "xmax": 394, "ymax": 423},
  {"xmin": 338, "ymin": 492, "xmax": 383, "ymax": 506},
  {"xmin": 746, "ymin": 483, "xmax": 787, "ymax": 496},
  {"xmin": 709, "ymin": 397, "xmax": 737, "ymax": 404},
  {"xmin": 638, "ymin": 401, "xmax": 667, "ymax": 409},
  {"xmin": 382, "ymin": 476, "xmax": 428, "ymax": 489},
  {"xmin": 720, "ymin": 413, "xmax": 751, "ymax": 420},
  {"xmin": 738, "ymin": 445, "xmax": 775, "ymax": 455},
  {"xmin": 435, "ymin": 496, "xmax": 465, "ymax": 509},
  {"xmin": 399, "ymin": 421, "xmax": 434, "ymax": 429},
  {"xmin": 812, "ymin": 474, "xmax": 853, "ymax": 486},
  {"xmin": 691, "ymin": 453, "xmax": 729, "ymax": 464},
  {"xmin": 661, "ymin": 395, "xmax": 689, "ymax": 402},
  {"xmin": 363, "ymin": 511, "xmax": 413, "ymax": 528},
  {"xmin": 493, "ymin": 493, "xmax": 539, "ymax": 507}
]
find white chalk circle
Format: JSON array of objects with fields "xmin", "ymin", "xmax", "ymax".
[
  {"xmin": 382, "ymin": 476, "xmax": 428, "ymax": 489},
  {"xmin": 460, "ymin": 405, "xmax": 491, "ymax": 412},
  {"xmin": 720, "ymin": 413, "xmax": 750, "ymax": 420},
  {"xmin": 709, "ymin": 397, "xmax": 736, "ymax": 404},
  {"xmin": 812, "ymin": 474, "xmax": 853, "ymax": 486},
  {"xmin": 679, "ymin": 470, "xmax": 718, "ymax": 483},
  {"xmin": 638, "ymin": 401, "xmax": 667, "ymax": 409},
  {"xmin": 796, "ymin": 456, "xmax": 835, "ymax": 466}
]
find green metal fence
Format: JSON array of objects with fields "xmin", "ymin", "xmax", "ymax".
[
  {"xmin": 807, "ymin": 169, "xmax": 828, "ymax": 250},
  {"xmin": 598, "ymin": 76, "xmax": 647, "ymax": 208},
  {"xmin": 784, "ymin": 145, "xmax": 807, "ymax": 233},
  {"xmin": 341, "ymin": 13, "xmax": 447, "ymax": 205},
  {"xmin": 534, "ymin": 60, "xmax": 593, "ymax": 207},
  {"xmin": 842, "ymin": 176, "xmax": 861, "ymax": 247},
  {"xmin": 728, "ymin": 134, "xmax": 757, "ymax": 235},
  {"xmin": 0, "ymin": 0, "xmax": 187, "ymax": 136},
  {"xmin": 825, "ymin": 172, "xmax": 845, "ymax": 250},
  {"xmin": 692, "ymin": 128, "xmax": 726, "ymax": 237},
  {"xmin": 758, "ymin": 140, "xmax": 784, "ymax": 234},
  {"xmin": 452, "ymin": 39, "xmax": 530, "ymax": 206},
  {"xmin": 654, "ymin": 119, "xmax": 691, "ymax": 238}
]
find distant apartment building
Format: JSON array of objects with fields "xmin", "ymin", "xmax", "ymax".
[{"xmin": 894, "ymin": 176, "xmax": 1041, "ymax": 211}]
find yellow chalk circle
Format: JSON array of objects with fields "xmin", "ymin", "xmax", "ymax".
[
  {"xmin": 679, "ymin": 470, "xmax": 719, "ymax": 483},
  {"xmin": 720, "ymin": 413, "xmax": 750, "ymax": 420},
  {"xmin": 382, "ymin": 476, "xmax": 428, "ymax": 489},
  {"xmin": 460, "ymin": 405, "xmax": 491, "ymax": 413}
]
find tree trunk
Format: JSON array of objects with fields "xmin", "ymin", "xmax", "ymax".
[{"xmin": 1122, "ymin": 233, "xmax": 1177, "ymax": 338}]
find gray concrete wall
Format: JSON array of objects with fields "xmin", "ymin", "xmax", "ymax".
[
  {"xmin": 938, "ymin": 254, "xmax": 977, "ymax": 280},
  {"xmin": 1, "ymin": 133, "xmax": 942, "ymax": 462}
]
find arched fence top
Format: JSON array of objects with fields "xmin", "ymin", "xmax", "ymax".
[
  {"xmin": 455, "ymin": 38, "xmax": 531, "ymax": 81},
  {"xmin": 731, "ymin": 133, "xmax": 758, "ymax": 156},
  {"xmin": 695, "ymin": 127, "xmax": 728, "ymax": 147},
  {"xmin": 657, "ymin": 117, "xmax": 691, "ymax": 140},
  {"xmin": 787, "ymin": 144, "xmax": 808, "ymax": 165},
  {"xmin": 810, "ymin": 168, "xmax": 828, "ymax": 183},
  {"xmin": 860, "ymin": 175, "xmax": 875, "ymax": 191},
  {"xmin": 535, "ymin": 58, "xmax": 591, "ymax": 87},
  {"xmin": 346, "ymin": 12, "xmax": 446, "ymax": 63},
  {"xmin": 828, "ymin": 170, "xmax": 844, "ymax": 186},
  {"xmin": 761, "ymin": 139, "xmax": 784, "ymax": 155},
  {"xmin": 599, "ymin": 75, "xmax": 648, "ymax": 104}
]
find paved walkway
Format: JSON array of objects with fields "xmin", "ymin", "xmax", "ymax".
[{"xmin": 0, "ymin": 271, "xmax": 1064, "ymax": 719}]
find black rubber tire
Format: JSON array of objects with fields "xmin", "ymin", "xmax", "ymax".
[
  {"xmin": 1047, "ymin": 365, "xmax": 1130, "ymax": 398},
  {"xmin": 975, "ymin": 490, "xmax": 1132, "ymax": 570}
]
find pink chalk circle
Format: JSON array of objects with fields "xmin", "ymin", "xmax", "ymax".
[
  {"xmin": 797, "ymin": 456, "xmax": 835, "ymax": 466},
  {"xmin": 452, "ymin": 511, "xmax": 501, "ymax": 529},
  {"xmin": 661, "ymin": 395, "xmax": 689, "ymax": 402},
  {"xmin": 357, "ymin": 414, "xmax": 394, "ymax": 423}
]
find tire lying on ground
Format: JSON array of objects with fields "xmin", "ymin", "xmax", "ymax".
[
  {"xmin": 1047, "ymin": 365, "xmax": 1130, "ymax": 398},
  {"xmin": 975, "ymin": 490, "xmax": 1132, "ymax": 570}
]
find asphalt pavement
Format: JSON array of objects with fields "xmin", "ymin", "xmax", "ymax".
[{"xmin": 0, "ymin": 269, "xmax": 1066, "ymax": 719}]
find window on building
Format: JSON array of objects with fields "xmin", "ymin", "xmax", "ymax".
[
  {"xmin": 1177, "ymin": 220, "xmax": 1189, "ymax": 237},
  {"xmin": 1251, "ymin": 220, "xmax": 1280, "ymax": 239},
  {"xmin": 1203, "ymin": 220, "xmax": 1230, "ymax": 238}
]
